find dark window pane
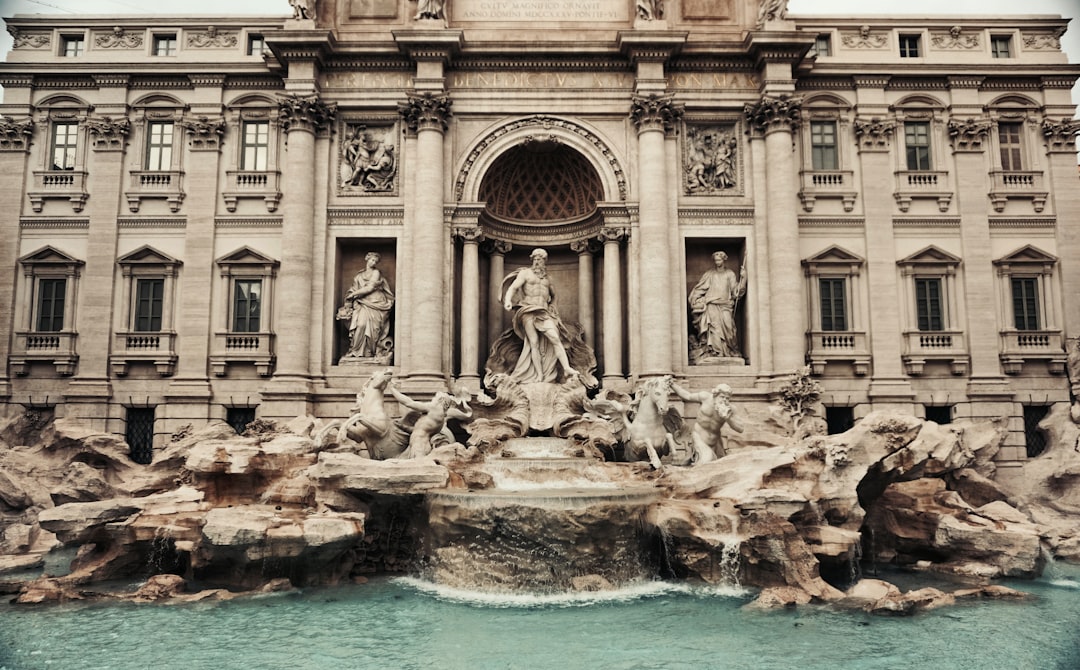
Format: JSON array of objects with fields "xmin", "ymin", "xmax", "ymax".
[
  {"xmin": 915, "ymin": 277, "xmax": 943, "ymax": 331},
  {"xmin": 36, "ymin": 278, "xmax": 66, "ymax": 332},
  {"xmin": 126, "ymin": 407, "xmax": 155, "ymax": 464},
  {"xmin": 819, "ymin": 277, "xmax": 847, "ymax": 332},
  {"xmin": 233, "ymin": 279, "xmax": 262, "ymax": 333},
  {"xmin": 135, "ymin": 278, "xmax": 164, "ymax": 332},
  {"xmin": 1011, "ymin": 277, "xmax": 1039, "ymax": 331}
]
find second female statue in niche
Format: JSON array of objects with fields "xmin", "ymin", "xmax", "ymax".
[
  {"xmin": 689, "ymin": 250, "xmax": 747, "ymax": 363},
  {"xmin": 338, "ymin": 252, "xmax": 394, "ymax": 363}
]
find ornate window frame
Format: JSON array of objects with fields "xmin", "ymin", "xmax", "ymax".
[
  {"xmin": 29, "ymin": 95, "xmax": 92, "ymax": 213},
  {"xmin": 798, "ymin": 94, "xmax": 856, "ymax": 212},
  {"xmin": 222, "ymin": 94, "xmax": 282, "ymax": 213},
  {"xmin": 985, "ymin": 95, "xmax": 1047, "ymax": 213},
  {"xmin": 802, "ymin": 245, "xmax": 869, "ymax": 376},
  {"xmin": 126, "ymin": 94, "xmax": 189, "ymax": 213},
  {"xmin": 890, "ymin": 95, "xmax": 951, "ymax": 213},
  {"xmin": 210, "ymin": 246, "xmax": 278, "ymax": 377},
  {"xmin": 897, "ymin": 245, "xmax": 968, "ymax": 375},
  {"xmin": 111, "ymin": 245, "xmax": 182, "ymax": 377},
  {"xmin": 10, "ymin": 246, "xmax": 84, "ymax": 376},
  {"xmin": 993, "ymin": 244, "xmax": 1065, "ymax": 375}
]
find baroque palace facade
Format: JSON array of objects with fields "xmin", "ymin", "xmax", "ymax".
[{"xmin": 0, "ymin": 0, "xmax": 1078, "ymax": 481}]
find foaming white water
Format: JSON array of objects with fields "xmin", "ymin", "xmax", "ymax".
[
  {"xmin": 393, "ymin": 577, "xmax": 748, "ymax": 608},
  {"xmin": 1048, "ymin": 579, "xmax": 1080, "ymax": 590}
]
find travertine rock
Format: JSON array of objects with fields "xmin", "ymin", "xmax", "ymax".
[{"xmin": 308, "ymin": 452, "xmax": 449, "ymax": 494}]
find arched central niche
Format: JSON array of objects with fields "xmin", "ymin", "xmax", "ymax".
[{"xmin": 478, "ymin": 140, "xmax": 604, "ymax": 244}]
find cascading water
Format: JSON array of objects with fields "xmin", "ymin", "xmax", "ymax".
[{"xmin": 422, "ymin": 437, "xmax": 662, "ymax": 593}]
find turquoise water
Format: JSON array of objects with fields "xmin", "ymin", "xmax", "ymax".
[{"xmin": 2, "ymin": 567, "xmax": 1079, "ymax": 670}]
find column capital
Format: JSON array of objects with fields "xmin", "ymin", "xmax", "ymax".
[
  {"xmin": 853, "ymin": 116, "xmax": 896, "ymax": 152},
  {"xmin": 398, "ymin": 92, "xmax": 452, "ymax": 133},
  {"xmin": 1042, "ymin": 117, "xmax": 1080, "ymax": 153},
  {"xmin": 598, "ymin": 226, "xmax": 629, "ymax": 243},
  {"xmin": 85, "ymin": 115, "xmax": 131, "ymax": 151},
  {"xmin": 744, "ymin": 95, "xmax": 801, "ymax": 136},
  {"xmin": 278, "ymin": 94, "xmax": 337, "ymax": 135},
  {"xmin": 452, "ymin": 225, "xmax": 484, "ymax": 243},
  {"xmin": 947, "ymin": 117, "xmax": 993, "ymax": 153},
  {"xmin": 481, "ymin": 239, "xmax": 512, "ymax": 255},
  {"xmin": 0, "ymin": 115, "xmax": 34, "ymax": 153},
  {"xmin": 629, "ymin": 94, "xmax": 683, "ymax": 134},
  {"xmin": 570, "ymin": 238, "xmax": 601, "ymax": 255},
  {"xmin": 180, "ymin": 115, "xmax": 227, "ymax": 151}
]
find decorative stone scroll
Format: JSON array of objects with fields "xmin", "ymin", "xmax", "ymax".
[
  {"xmin": 398, "ymin": 92, "xmax": 452, "ymax": 133},
  {"xmin": 339, "ymin": 124, "xmax": 398, "ymax": 194},
  {"xmin": 95, "ymin": 27, "xmax": 143, "ymax": 49},
  {"xmin": 278, "ymin": 95, "xmax": 337, "ymax": 134},
  {"xmin": 841, "ymin": 25, "xmax": 887, "ymax": 49},
  {"xmin": 853, "ymin": 117, "xmax": 896, "ymax": 151},
  {"xmin": 186, "ymin": 27, "xmax": 239, "ymax": 49},
  {"xmin": 0, "ymin": 116, "xmax": 34, "ymax": 152},
  {"xmin": 931, "ymin": 26, "xmax": 979, "ymax": 50},
  {"xmin": 8, "ymin": 28, "xmax": 50, "ymax": 50},
  {"xmin": 744, "ymin": 96, "xmax": 801, "ymax": 135},
  {"xmin": 181, "ymin": 116, "xmax": 227, "ymax": 151},
  {"xmin": 1042, "ymin": 118, "xmax": 1080, "ymax": 152},
  {"xmin": 85, "ymin": 116, "xmax": 131, "ymax": 150},
  {"xmin": 629, "ymin": 94, "xmax": 683, "ymax": 133},
  {"xmin": 683, "ymin": 125, "xmax": 739, "ymax": 194},
  {"xmin": 1022, "ymin": 29, "xmax": 1065, "ymax": 51},
  {"xmin": 947, "ymin": 118, "xmax": 992, "ymax": 152}
]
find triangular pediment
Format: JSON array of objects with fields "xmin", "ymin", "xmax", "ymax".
[
  {"xmin": 216, "ymin": 246, "xmax": 278, "ymax": 267},
  {"xmin": 117, "ymin": 245, "xmax": 181, "ymax": 266},
  {"xmin": 994, "ymin": 245, "xmax": 1057, "ymax": 266},
  {"xmin": 802, "ymin": 245, "xmax": 864, "ymax": 266},
  {"xmin": 898, "ymin": 245, "xmax": 962, "ymax": 267},
  {"xmin": 19, "ymin": 245, "xmax": 83, "ymax": 266}
]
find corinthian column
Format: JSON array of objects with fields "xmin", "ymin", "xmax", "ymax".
[
  {"xmin": 600, "ymin": 226, "xmax": 627, "ymax": 383},
  {"xmin": 630, "ymin": 94, "xmax": 682, "ymax": 378},
  {"xmin": 454, "ymin": 226, "xmax": 483, "ymax": 387},
  {"xmin": 570, "ymin": 239, "xmax": 597, "ymax": 350},
  {"xmin": 273, "ymin": 95, "xmax": 335, "ymax": 383},
  {"xmin": 484, "ymin": 239, "xmax": 511, "ymax": 350},
  {"xmin": 399, "ymin": 92, "xmax": 452, "ymax": 385},
  {"xmin": 745, "ymin": 96, "xmax": 805, "ymax": 375}
]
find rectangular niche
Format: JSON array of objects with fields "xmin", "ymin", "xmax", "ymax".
[
  {"xmin": 685, "ymin": 238, "xmax": 748, "ymax": 365},
  {"xmin": 337, "ymin": 119, "xmax": 400, "ymax": 197},
  {"xmin": 334, "ymin": 239, "xmax": 398, "ymax": 365},
  {"xmin": 682, "ymin": 122, "xmax": 744, "ymax": 197}
]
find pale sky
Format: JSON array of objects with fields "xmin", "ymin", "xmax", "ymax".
[{"xmin": 1, "ymin": 0, "xmax": 1077, "ymax": 111}]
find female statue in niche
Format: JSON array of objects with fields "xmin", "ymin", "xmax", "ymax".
[
  {"xmin": 338, "ymin": 252, "xmax": 394, "ymax": 362},
  {"xmin": 688, "ymin": 250, "xmax": 747, "ymax": 363}
]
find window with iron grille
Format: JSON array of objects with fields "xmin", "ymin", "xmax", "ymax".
[
  {"xmin": 825, "ymin": 406, "xmax": 854, "ymax": 435},
  {"xmin": 924, "ymin": 405, "xmax": 952, "ymax": 425},
  {"xmin": 145, "ymin": 121, "xmax": 174, "ymax": 171},
  {"xmin": 899, "ymin": 34, "xmax": 921, "ymax": 58},
  {"xmin": 134, "ymin": 278, "xmax": 164, "ymax": 332},
  {"xmin": 232, "ymin": 279, "xmax": 262, "ymax": 333},
  {"xmin": 915, "ymin": 277, "xmax": 944, "ymax": 331},
  {"xmin": 810, "ymin": 121, "xmax": 838, "ymax": 171},
  {"xmin": 241, "ymin": 121, "xmax": 270, "ymax": 171},
  {"xmin": 126, "ymin": 407, "xmax": 155, "ymax": 465},
  {"xmin": 1023, "ymin": 405, "xmax": 1050, "ymax": 458},
  {"xmin": 998, "ymin": 122, "xmax": 1023, "ymax": 171},
  {"xmin": 904, "ymin": 122, "xmax": 932, "ymax": 170},
  {"xmin": 1011, "ymin": 277, "xmax": 1040, "ymax": 331},
  {"xmin": 35, "ymin": 278, "xmax": 66, "ymax": 332},
  {"xmin": 819, "ymin": 277, "xmax": 847, "ymax": 331},
  {"xmin": 50, "ymin": 122, "xmax": 78, "ymax": 171},
  {"xmin": 227, "ymin": 407, "xmax": 257, "ymax": 435},
  {"xmin": 991, "ymin": 35, "xmax": 1012, "ymax": 58}
]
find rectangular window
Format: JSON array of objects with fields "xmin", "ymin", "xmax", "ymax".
[
  {"xmin": 226, "ymin": 407, "xmax": 257, "ymax": 435},
  {"xmin": 241, "ymin": 121, "xmax": 270, "ymax": 171},
  {"xmin": 232, "ymin": 279, "xmax": 262, "ymax": 333},
  {"xmin": 899, "ymin": 34, "xmax": 921, "ymax": 58},
  {"xmin": 50, "ymin": 122, "xmax": 78, "ymax": 171},
  {"xmin": 991, "ymin": 36, "xmax": 1012, "ymax": 58},
  {"xmin": 153, "ymin": 34, "xmax": 177, "ymax": 56},
  {"xmin": 915, "ymin": 277, "xmax": 944, "ymax": 331},
  {"xmin": 145, "ymin": 121, "xmax": 174, "ymax": 171},
  {"xmin": 247, "ymin": 34, "xmax": 266, "ymax": 56},
  {"xmin": 35, "ymin": 278, "xmax": 66, "ymax": 332},
  {"xmin": 134, "ymin": 278, "xmax": 164, "ymax": 332},
  {"xmin": 925, "ymin": 405, "xmax": 953, "ymax": 425},
  {"xmin": 810, "ymin": 121, "xmax": 838, "ymax": 170},
  {"xmin": 1011, "ymin": 277, "xmax": 1040, "ymax": 331},
  {"xmin": 904, "ymin": 122, "xmax": 932, "ymax": 171},
  {"xmin": 825, "ymin": 406, "xmax": 854, "ymax": 435},
  {"xmin": 813, "ymin": 34, "xmax": 831, "ymax": 57},
  {"xmin": 998, "ymin": 122, "xmax": 1023, "ymax": 171},
  {"xmin": 819, "ymin": 277, "xmax": 847, "ymax": 332},
  {"xmin": 61, "ymin": 35, "xmax": 84, "ymax": 57},
  {"xmin": 125, "ymin": 407, "xmax": 156, "ymax": 465}
]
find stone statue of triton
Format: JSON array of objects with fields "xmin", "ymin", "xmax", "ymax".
[
  {"xmin": 689, "ymin": 251, "xmax": 747, "ymax": 363},
  {"xmin": 670, "ymin": 381, "xmax": 743, "ymax": 463}
]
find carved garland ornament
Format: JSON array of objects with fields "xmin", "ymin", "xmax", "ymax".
[
  {"xmin": 397, "ymin": 92, "xmax": 452, "ymax": 133},
  {"xmin": 186, "ymin": 27, "xmax": 239, "ymax": 49},
  {"xmin": 96, "ymin": 27, "xmax": 143, "ymax": 49},
  {"xmin": 947, "ymin": 117, "xmax": 992, "ymax": 151},
  {"xmin": 454, "ymin": 115, "xmax": 627, "ymax": 202},
  {"xmin": 744, "ymin": 96, "xmax": 802, "ymax": 134},
  {"xmin": 0, "ymin": 116, "xmax": 35, "ymax": 152},
  {"xmin": 1023, "ymin": 29, "xmax": 1065, "ymax": 51},
  {"xmin": 1042, "ymin": 118, "xmax": 1080, "ymax": 151},
  {"xmin": 8, "ymin": 27, "xmax": 50, "ymax": 49},
  {"xmin": 278, "ymin": 95, "xmax": 337, "ymax": 134},
  {"xmin": 931, "ymin": 26, "xmax": 979, "ymax": 50},
  {"xmin": 841, "ymin": 25, "xmax": 887, "ymax": 49},
  {"xmin": 629, "ymin": 94, "xmax": 684, "ymax": 133}
]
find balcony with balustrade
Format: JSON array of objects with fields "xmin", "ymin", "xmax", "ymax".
[
  {"xmin": 125, "ymin": 170, "xmax": 185, "ymax": 212},
  {"xmin": 110, "ymin": 331, "xmax": 177, "ymax": 376},
  {"xmin": 901, "ymin": 330, "xmax": 969, "ymax": 376},
  {"xmin": 893, "ymin": 170, "xmax": 952, "ymax": 213},
  {"xmin": 28, "ymin": 171, "xmax": 88, "ymax": 213},
  {"xmin": 223, "ymin": 170, "xmax": 281, "ymax": 212},
  {"xmin": 10, "ymin": 331, "xmax": 78, "ymax": 376},
  {"xmin": 988, "ymin": 171, "xmax": 1047, "ymax": 213},
  {"xmin": 999, "ymin": 329, "xmax": 1066, "ymax": 375},
  {"xmin": 807, "ymin": 330, "xmax": 870, "ymax": 376},
  {"xmin": 209, "ymin": 331, "xmax": 275, "ymax": 377},
  {"xmin": 798, "ymin": 170, "xmax": 857, "ymax": 212}
]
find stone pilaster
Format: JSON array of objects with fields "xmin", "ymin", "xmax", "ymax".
[
  {"xmin": 745, "ymin": 95, "xmax": 805, "ymax": 376},
  {"xmin": 453, "ymin": 225, "xmax": 483, "ymax": 388},
  {"xmin": 599, "ymin": 226, "xmax": 627, "ymax": 383},
  {"xmin": 1043, "ymin": 117, "xmax": 1080, "ymax": 341},
  {"xmin": 399, "ymin": 92, "xmax": 452, "ymax": 387},
  {"xmin": 0, "ymin": 114, "xmax": 33, "ymax": 398},
  {"xmin": 630, "ymin": 93, "xmax": 681, "ymax": 378}
]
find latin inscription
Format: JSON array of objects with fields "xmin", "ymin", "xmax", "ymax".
[
  {"xmin": 323, "ymin": 71, "xmax": 759, "ymax": 91},
  {"xmin": 454, "ymin": 0, "xmax": 628, "ymax": 22}
]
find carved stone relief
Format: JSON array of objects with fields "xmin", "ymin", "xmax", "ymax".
[
  {"xmin": 947, "ymin": 117, "xmax": 992, "ymax": 152},
  {"xmin": 181, "ymin": 116, "xmax": 227, "ymax": 151},
  {"xmin": 683, "ymin": 125, "xmax": 740, "ymax": 195},
  {"xmin": 841, "ymin": 25, "xmax": 887, "ymax": 49},
  {"xmin": 1042, "ymin": 118, "xmax": 1080, "ymax": 152},
  {"xmin": 1022, "ymin": 29, "xmax": 1065, "ymax": 51},
  {"xmin": 95, "ymin": 27, "xmax": 143, "ymax": 49},
  {"xmin": 339, "ymin": 123, "xmax": 398, "ymax": 194},
  {"xmin": 186, "ymin": 27, "xmax": 239, "ymax": 49},
  {"xmin": 8, "ymin": 28, "xmax": 50, "ymax": 49},
  {"xmin": 85, "ymin": 116, "xmax": 131, "ymax": 150},
  {"xmin": 0, "ymin": 116, "xmax": 34, "ymax": 152},
  {"xmin": 930, "ymin": 26, "xmax": 979, "ymax": 50}
]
